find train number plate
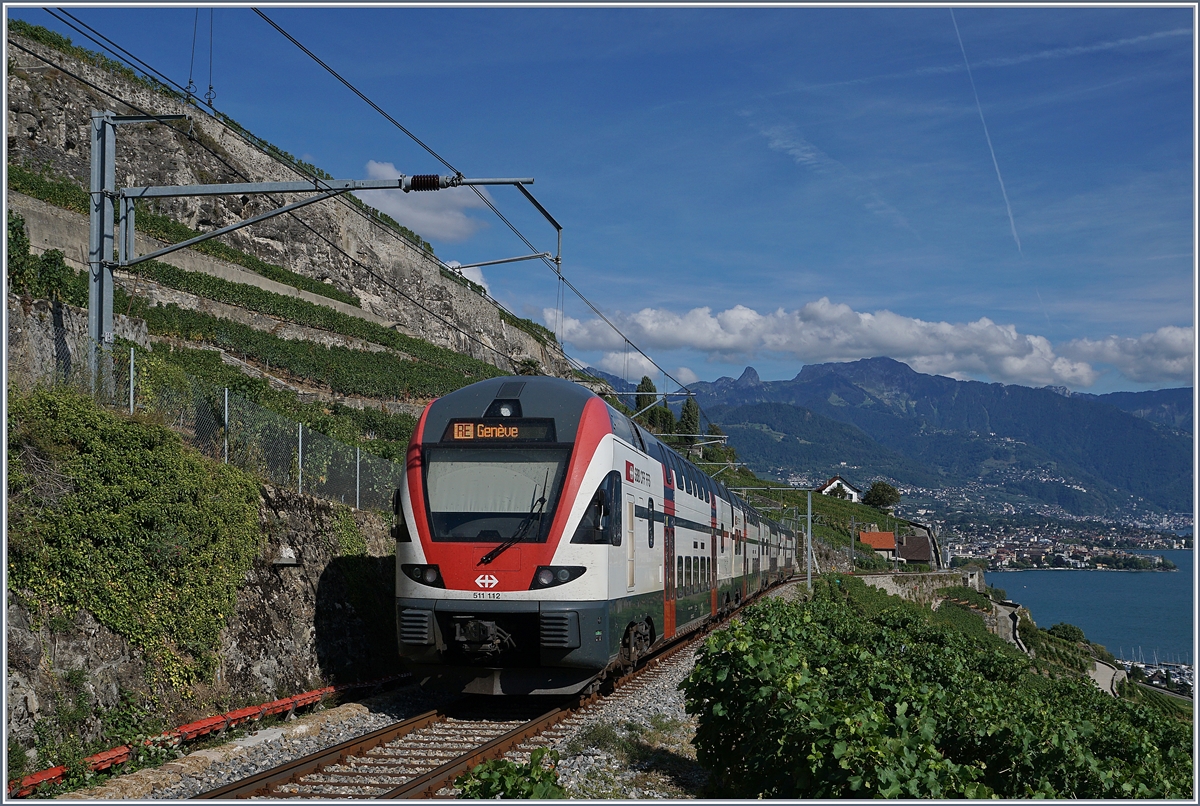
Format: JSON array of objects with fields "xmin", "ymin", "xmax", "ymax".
[{"xmin": 473, "ymin": 591, "xmax": 502, "ymax": 599}]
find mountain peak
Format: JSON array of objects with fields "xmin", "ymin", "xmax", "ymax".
[{"xmin": 736, "ymin": 366, "xmax": 762, "ymax": 387}]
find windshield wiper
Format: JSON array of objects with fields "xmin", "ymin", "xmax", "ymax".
[{"xmin": 478, "ymin": 472, "xmax": 549, "ymax": 566}]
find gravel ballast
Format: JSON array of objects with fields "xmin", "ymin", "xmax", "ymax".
[{"xmin": 56, "ymin": 582, "xmax": 803, "ymax": 800}]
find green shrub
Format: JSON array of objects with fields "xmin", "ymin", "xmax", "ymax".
[
  {"xmin": 7, "ymin": 212, "xmax": 87, "ymax": 306},
  {"xmin": 7, "ymin": 388, "xmax": 262, "ymax": 691},
  {"xmin": 1047, "ymin": 622, "xmax": 1087, "ymax": 643},
  {"xmin": 682, "ymin": 577, "xmax": 1193, "ymax": 799},
  {"xmin": 455, "ymin": 747, "xmax": 565, "ymax": 799}
]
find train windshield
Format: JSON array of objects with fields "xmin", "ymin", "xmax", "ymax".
[{"xmin": 424, "ymin": 447, "xmax": 571, "ymax": 542}]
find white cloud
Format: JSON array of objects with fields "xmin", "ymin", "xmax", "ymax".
[
  {"xmin": 596, "ymin": 351, "xmax": 659, "ymax": 382},
  {"xmin": 549, "ymin": 297, "xmax": 1188, "ymax": 388},
  {"xmin": 446, "ymin": 261, "xmax": 490, "ymax": 295},
  {"xmin": 1061, "ymin": 326, "xmax": 1194, "ymax": 384},
  {"xmin": 674, "ymin": 366, "xmax": 700, "ymax": 386},
  {"xmin": 354, "ymin": 160, "xmax": 490, "ymax": 242}
]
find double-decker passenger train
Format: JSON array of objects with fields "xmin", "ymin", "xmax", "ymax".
[{"xmin": 393, "ymin": 375, "xmax": 795, "ymax": 695}]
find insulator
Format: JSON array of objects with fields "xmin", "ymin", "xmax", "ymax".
[{"xmin": 410, "ymin": 174, "xmax": 441, "ymax": 191}]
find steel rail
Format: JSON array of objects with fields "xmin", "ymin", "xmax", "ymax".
[
  {"xmin": 192, "ymin": 575, "xmax": 799, "ymax": 800},
  {"xmin": 190, "ymin": 709, "xmax": 442, "ymax": 799}
]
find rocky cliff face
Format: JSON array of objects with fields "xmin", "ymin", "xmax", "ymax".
[
  {"xmin": 7, "ymin": 32, "xmax": 570, "ymax": 378},
  {"xmin": 5, "ymin": 486, "xmax": 398, "ymax": 767}
]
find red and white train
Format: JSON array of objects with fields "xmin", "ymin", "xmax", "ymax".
[{"xmin": 393, "ymin": 376, "xmax": 796, "ymax": 695}]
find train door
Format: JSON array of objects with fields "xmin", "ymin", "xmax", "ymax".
[
  {"xmin": 710, "ymin": 522, "xmax": 718, "ymax": 615},
  {"xmin": 664, "ymin": 508, "xmax": 675, "ymax": 635},
  {"xmin": 626, "ymin": 493, "xmax": 636, "ymax": 590}
]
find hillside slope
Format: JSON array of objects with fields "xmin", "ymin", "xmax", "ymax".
[
  {"xmin": 690, "ymin": 359, "xmax": 1192, "ymax": 516},
  {"xmin": 6, "ymin": 24, "xmax": 567, "ymax": 378}
]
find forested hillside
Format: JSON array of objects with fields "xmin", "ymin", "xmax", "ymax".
[{"xmin": 689, "ymin": 358, "xmax": 1192, "ymax": 517}]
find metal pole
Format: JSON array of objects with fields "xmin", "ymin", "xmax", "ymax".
[
  {"xmin": 129, "ymin": 347, "xmax": 134, "ymax": 414},
  {"xmin": 89, "ymin": 110, "xmax": 116, "ymax": 390},
  {"xmin": 223, "ymin": 388, "xmax": 229, "ymax": 463},
  {"xmin": 298, "ymin": 423, "xmax": 303, "ymax": 494},
  {"xmin": 355, "ymin": 446, "xmax": 360, "ymax": 510},
  {"xmin": 849, "ymin": 517, "xmax": 855, "ymax": 571},
  {"xmin": 807, "ymin": 490, "xmax": 813, "ymax": 592}
]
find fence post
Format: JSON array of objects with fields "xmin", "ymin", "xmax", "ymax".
[
  {"xmin": 356, "ymin": 446, "xmax": 361, "ymax": 510},
  {"xmin": 298, "ymin": 423, "xmax": 303, "ymax": 494},
  {"xmin": 223, "ymin": 388, "xmax": 229, "ymax": 463},
  {"xmin": 128, "ymin": 347, "xmax": 135, "ymax": 415}
]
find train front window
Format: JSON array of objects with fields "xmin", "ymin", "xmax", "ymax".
[{"xmin": 424, "ymin": 447, "xmax": 570, "ymax": 542}]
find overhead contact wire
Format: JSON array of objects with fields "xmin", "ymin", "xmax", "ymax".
[
  {"xmin": 247, "ymin": 9, "xmax": 693, "ymax": 396},
  {"xmin": 42, "ymin": 9, "xmax": 558, "ymax": 366},
  {"xmin": 251, "ymin": 7, "xmax": 459, "ymax": 176},
  {"xmin": 7, "ymin": 39, "xmax": 521, "ymax": 371}
]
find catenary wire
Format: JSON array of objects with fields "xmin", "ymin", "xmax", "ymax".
[
  {"xmin": 247, "ymin": 8, "xmax": 693, "ymax": 395},
  {"xmin": 14, "ymin": 20, "xmax": 694, "ymax": 420},
  {"xmin": 7, "ymin": 38, "xmax": 528, "ymax": 371},
  {"xmin": 41, "ymin": 8, "xmax": 576, "ymax": 371}
]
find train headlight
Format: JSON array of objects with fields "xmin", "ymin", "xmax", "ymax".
[
  {"xmin": 401, "ymin": 564, "xmax": 445, "ymax": 588},
  {"xmin": 529, "ymin": 566, "xmax": 586, "ymax": 590},
  {"xmin": 498, "ymin": 403, "xmax": 514, "ymax": 417}
]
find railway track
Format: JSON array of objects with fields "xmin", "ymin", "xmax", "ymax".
[{"xmin": 191, "ymin": 605, "xmax": 731, "ymax": 800}]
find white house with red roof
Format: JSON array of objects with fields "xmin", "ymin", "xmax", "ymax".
[{"xmin": 816, "ymin": 475, "xmax": 862, "ymax": 503}]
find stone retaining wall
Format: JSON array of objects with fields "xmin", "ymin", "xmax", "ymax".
[
  {"xmin": 6, "ymin": 487, "xmax": 399, "ymax": 769},
  {"xmin": 857, "ymin": 569, "xmax": 984, "ymax": 607}
]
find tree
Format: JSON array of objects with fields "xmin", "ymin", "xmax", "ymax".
[
  {"xmin": 635, "ymin": 376, "xmax": 657, "ymax": 413},
  {"xmin": 1047, "ymin": 622, "xmax": 1086, "ymax": 643},
  {"xmin": 863, "ymin": 481, "xmax": 900, "ymax": 511},
  {"xmin": 679, "ymin": 397, "xmax": 700, "ymax": 445}
]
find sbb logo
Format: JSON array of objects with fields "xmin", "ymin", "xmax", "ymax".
[{"xmin": 625, "ymin": 461, "xmax": 651, "ymax": 487}]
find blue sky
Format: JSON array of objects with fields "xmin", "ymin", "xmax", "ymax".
[{"xmin": 10, "ymin": 5, "xmax": 1195, "ymax": 393}]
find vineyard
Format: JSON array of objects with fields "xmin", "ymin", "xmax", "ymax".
[
  {"xmin": 682, "ymin": 575, "xmax": 1193, "ymax": 799},
  {"xmin": 7, "ymin": 165, "xmax": 358, "ymax": 306}
]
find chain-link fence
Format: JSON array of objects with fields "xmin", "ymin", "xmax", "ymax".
[{"xmin": 94, "ymin": 347, "xmax": 404, "ymax": 512}]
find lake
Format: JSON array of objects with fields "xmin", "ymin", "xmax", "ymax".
[{"xmin": 990, "ymin": 549, "xmax": 1195, "ymax": 664}]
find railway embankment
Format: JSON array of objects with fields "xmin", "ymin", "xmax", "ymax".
[{"xmin": 6, "ymin": 377, "xmax": 402, "ymax": 781}]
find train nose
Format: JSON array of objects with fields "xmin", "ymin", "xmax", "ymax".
[{"xmin": 452, "ymin": 617, "xmax": 513, "ymax": 655}]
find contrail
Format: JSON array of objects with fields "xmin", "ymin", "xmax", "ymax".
[{"xmin": 951, "ymin": 8, "xmax": 1022, "ymax": 255}]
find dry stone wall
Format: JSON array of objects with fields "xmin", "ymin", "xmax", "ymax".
[
  {"xmin": 5, "ymin": 486, "xmax": 399, "ymax": 767},
  {"xmin": 7, "ymin": 33, "xmax": 570, "ymax": 378},
  {"xmin": 857, "ymin": 569, "xmax": 986, "ymax": 607}
]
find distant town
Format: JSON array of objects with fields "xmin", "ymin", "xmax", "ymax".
[
  {"xmin": 787, "ymin": 469, "xmax": 1191, "ymax": 531},
  {"xmin": 784, "ymin": 470, "xmax": 1191, "ymax": 572},
  {"xmin": 940, "ymin": 520, "xmax": 1189, "ymax": 571}
]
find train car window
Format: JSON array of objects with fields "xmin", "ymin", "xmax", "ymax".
[
  {"xmin": 570, "ymin": 470, "xmax": 622, "ymax": 545},
  {"xmin": 677, "ymin": 556, "xmax": 684, "ymax": 599},
  {"xmin": 606, "ymin": 404, "xmax": 638, "ymax": 446},
  {"xmin": 684, "ymin": 556, "xmax": 691, "ymax": 594},
  {"xmin": 647, "ymin": 499, "xmax": 655, "ymax": 548},
  {"xmin": 631, "ymin": 423, "xmax": 649, "ymax": 453}
]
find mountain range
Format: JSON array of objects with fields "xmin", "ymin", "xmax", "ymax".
[{"xmin": 589, "ymin": 359, "xmax": 1193, "ymax": 519}]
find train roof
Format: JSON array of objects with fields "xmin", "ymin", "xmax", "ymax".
[
  {"xmin": 422, "ymin": 376, "xmax": 598, "ymax": 444},
  {"xmin": 427, "ymin": 377, "xmax": 794, "ymax": 536}
]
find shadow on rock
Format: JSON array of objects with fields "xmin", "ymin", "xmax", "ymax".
[{"xmin": 314, "ymin": 555, "xmax": 399, "ymax": 685}]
